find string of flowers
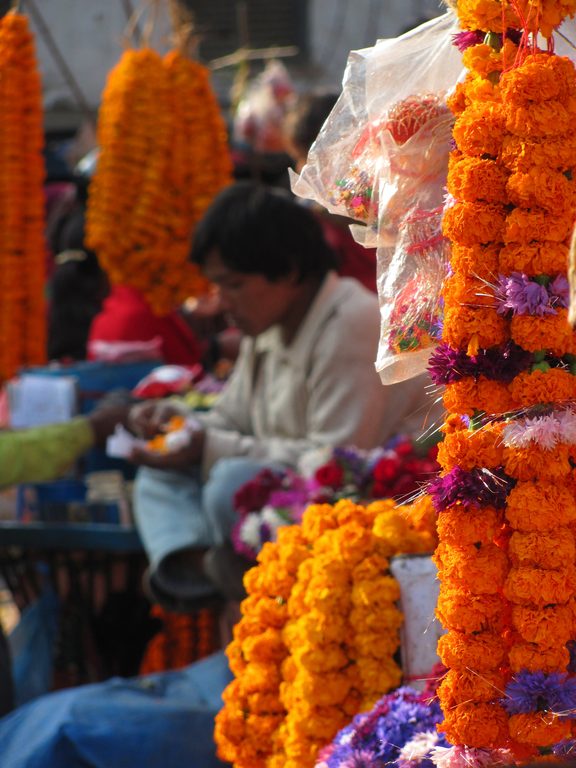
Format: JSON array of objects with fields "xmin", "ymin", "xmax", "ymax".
[
  {"xmin": 86, "ymin": 44, "xmax": 232, "ymax": 315},
  {"xmin": 0, "ymin": 10, "xmax": 46, "ymax": 381},
  {"xmin": 214, "ymin": 495, "xmax": 438, "ymax": 768},
  {"xmin": 430, "ymin": 1, "xmax": 576, "ymax": 762},
  {"xmin": 231, "ymin": 436, "xmax": 440, "ymax": 561}
]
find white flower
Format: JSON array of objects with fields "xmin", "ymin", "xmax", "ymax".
[
  {"xmin": 297, "ymin": 446, "xmax": 332, "ymax": 478},
  {"xmin": 238, "ymin": 512, "xmax": 264, "ymax": 550}
]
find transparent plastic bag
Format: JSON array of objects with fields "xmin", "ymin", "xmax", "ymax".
[
  {"xmin": 291, "ymin": 12, "xmax": 463, "ymax": 383},
  {"xmin": 376, "ymin": 201, "xmax": 449, "ymax": 384},
  {"xmin": 291, "ymin": 13, "xmax": 462, "ymax": 239}
]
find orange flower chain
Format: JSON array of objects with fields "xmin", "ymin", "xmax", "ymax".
[
  {"xmin": 0, "ymin": 10, "xmax": 46, "ymax": 381},
  {"xmin": 428, "ymin": 0, "xmax": 576, "ymax": 761},
  {"xmin": 215, "ymin": 496, "xmax": 437, "ymax": 768},
  {"xmin": 86, "ymin": 47, "xmax": 232, "ymax": 315}
]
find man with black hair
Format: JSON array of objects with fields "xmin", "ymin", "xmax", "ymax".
[{"xmin": 129, "ymin": 181, "xmax": 437, "ymax": 605}]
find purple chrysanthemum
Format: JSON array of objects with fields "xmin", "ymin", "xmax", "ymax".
[
  {"xmin": 428, "ymin": 342, "xmax": 532, "ymax": 385},
  {"xmin": 550, "ymin": 274, "xmax": 570, "ymax": 309},
  {"xmin": 428, "ymin": 343, "xmax": 477, "ymax": 384},
  {"xmin": 452, "ymin": 30, "xmax": 485, "ymax": 51},
  {"xmin": 502, "ymin": 671, "xmax": 576, "ymax": 716},
  {"xmin": 553, "ymin": 739, "xmax": 576, "ymax": 758},
  {"xmin": 474, "ymin": 342, "xmax": 532, "ymax": 383},
  {"xmin": 496, "ymin": 273, "xmax": 554, "ymax": 316},
  {"xmin": 429, "ymin": 466, "xmax": 514, "ymax": 512}
]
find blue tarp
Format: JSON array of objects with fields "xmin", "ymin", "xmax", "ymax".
[{"xmin": 0, "ymin": 651, "xmax": 232, "ymax": 768}]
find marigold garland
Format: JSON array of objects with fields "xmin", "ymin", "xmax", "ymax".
[
  {"xmin": 214, "ymin": 497, "xmax": 437, "ymax": 768},
  {"xmin": 86, "ymin": 47, "xmax": 231, "ymax": 315},
  {"xmin": 432, "ymin": 2, "xmax": 576, "ymax": 761},
  {"xmin": 0, "ymin": 11, "xmax": 46, "ymax": 381}
]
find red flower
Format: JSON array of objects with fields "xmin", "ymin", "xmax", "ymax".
[
  {"xmin": 233, "ymin": 469, "xmax": 283, "ymax": 514},
  {"xmin": 373, "ymin": 456, "xmax": 402, "ymax": 483},
  {"xmin": 314, "ymin": 459, "xmax": 345, "ymax": 489}
]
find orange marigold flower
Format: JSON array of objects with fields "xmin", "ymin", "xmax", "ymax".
[
  {"xmin": 300, "ymin": 504, "xmax": 338, "ymax": 542},
  {"xmin": 504, "ymin": 100, "xmax": 572, "ymax": 139},
  {"xmin": 500, "ymin": 132, "xmax": 576, "ymax": 173},
  {"xmin": 439, "ymin": 422, "xmax": 504, "ymax": 470},
  {"xmin": 507, "ymin": 167, "xmax": 576, "ymax": 213},
  {"xmin": 499, "ymin": 53, "xmax": 576, "ymax": 105},
  {"xmin": 503, "ymin": 443, "xmax": 572, "ymax": 482},
  {"xmin": 443, "ymin": 201, "xmax": 507, "ymax": 246},
  {"xmin": 436, "ymin": 504, "xmax": 504, "ymax": 546},
  {"xmin": 510, "ymin": 368, "xmax": 576, "ymax": 408},
  {"xmin": 438, "ymin": 668, "xmax": 507, "ymax": 710},
  {"xmin": 450, "ymin": 242, "xmax": 500, "ymax": 279},
  {"xmin": 455, "ymin": 0, "xmax": 521, "ymax": 32},
  {"xmin": 498, "ymin": 240, "xmax": 569, "ymax": 276},
  {"xmin": 509, "ymin": 528, "xmax": 576, "ymax": 569},
  {"xmin": 291, "ymin": 644, "xmax": 348, "ymax": 674},
  {"xmin": 242, "ymin": 628, "xmax": 287, "ymax": 664},
  {"xmin": 506, "ymin": 480, "xmax": 576, "ymax": 531},
  {"xmin": 509, "ymin": 712, "xmax": 571, "ymax": 746},
  {"xmin": 462, "ymin": 40, "xmax": 519, "ymax": 79},
  {"xmin": 439, "ymin": 702, "xmax": 510, "ymax": 748},
  {"xmin": 447, "ymin": 81, "xmax": 468, "ymax": 116},
  {"xmin": 510, "ymin": 311, "xmax": 574, "ymax": 357},
  {"xmin": 452, "ymin": 102, "xmax": 506, "ymax": 158},
  {"xmin": 504, "ymin": 564, "xmax": 576, "ymax": 606},
  {"xmin": 444, "ymin": 376, "xmax": 515, "ymax": 417},
  {"xmin": 354, "ymin": 631, "xmax": 400, "ymax": 659},
  {"xmin": 508, "ymin": 642, "xmax": 570, "ymax": 673},
  {"xmin": 437, "ymin": 630, "xmax": 507, "ymax": 672},
  {"xmin": 442, "ymin": 273, "xmax": 496, "ymax": 308},
  {"xmin": 436, "ymin": 586, "xmax": 505, "ymax": 633},
  {"xmin": 443, "ymin": 305, "xmax": 508, "ymax": 350},
  {"xmin": 505, "ymin": 206, "xmax": 574, "ymax": 244},
  {"xmin": 512, "ymin": 602, "xmax": 573, "ymax": 645},
  {"xmin": 447, "ymin": 154, "xmax": 510, "ymax": 205},
  {"xmin": 434, "ymin": 541, "xmax": 509, "ymax": 594}
]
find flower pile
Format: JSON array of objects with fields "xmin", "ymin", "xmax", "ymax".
[
  {"xmin": 315, "ymin": 686, "xmax": 448, "ymax": 768},
  {"xmin": 0, "ymin": 11, "xmax": 46, "ymax": 381},
  {"xmin": 86, "ymin": 48, "xmax": 232, "ymax": 315},
  {"xmin": 215, "ymin": 496, "xmax": 438, "ymax": 768},
  {"xmin": 231, "ymin": 436, "xmax": 440, "ymax": 560},
  {"xmin": 431, "ymin": 1, "xmax": 576, "ymax": 761}
]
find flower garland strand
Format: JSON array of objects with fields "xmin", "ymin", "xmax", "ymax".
[
  {"xmin": 0, "ymin": 10, "xmax": 46, "ymax": 381},
  {"xmin": 215, "ymin": 496, "xmax": 438, "ymax": 768},
  {"xmin": 86, "ymin": 47, "xmax": 232, "ymax": 315},
  {"xmin": 432, "ymin": 2, "xmax": 576, "ymax": 762}
]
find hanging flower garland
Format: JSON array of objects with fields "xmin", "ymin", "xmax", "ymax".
[
  {"xmin": 86, "ymin": 44, "xmax": 232, "ymax": 315},
  {"xmin": 431, "ymin": 2, "xmax": 576, "ymax": 762},
  {"xmin": 215, "ymin": 496, "xmax": 438, "ymax": 768},
  {"xmin": 0, "ymin": 10, "xmax": 46, "ymax": 381}
]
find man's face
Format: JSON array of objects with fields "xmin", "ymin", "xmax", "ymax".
[{"xmin": 202, "ymin": 250, "xmax": 298, "ymax": 337}]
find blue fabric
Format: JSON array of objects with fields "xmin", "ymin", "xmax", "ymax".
[
  {"xmin": 0, "ymin": 651, "xmax": 232, "ymax": 768},
  {"xmin": 8, "ymin": 587, "xmax": 60, "ymax": 706}
]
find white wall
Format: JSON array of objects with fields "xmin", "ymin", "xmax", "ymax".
[
  {"xmin": 308, "ymin": 0, "xmax": 445, "ymax": 88},
  {"xmin": 27, "ymin": 0, "xmax": 445, "ymax": 120}
]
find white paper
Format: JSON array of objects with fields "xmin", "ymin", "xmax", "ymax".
[
  {"xmin": 106, "ymin": 424, "xmax": 145, "ymax": 459},
  {"xmin": 8, "ymin": 375, "xmax": 78, "ymax": 429}
]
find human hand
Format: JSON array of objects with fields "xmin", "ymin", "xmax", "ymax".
[
  {"xmin": 129, "ymin": 426, "xmax": 205, "ymax": 470},
  {"xmin": 128, "ymin": 399, "xmax": 186, "ymax": 440},
  {"xmin": 88, "ymin": 404, "xmax": 132, "ymax": 445}
]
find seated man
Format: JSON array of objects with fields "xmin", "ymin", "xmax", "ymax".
[{"xmin": 129, "ymin": 181, "xmax": 437, "ymax": 606}]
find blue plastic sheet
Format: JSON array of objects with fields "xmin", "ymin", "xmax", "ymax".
[{"xmin": 0, "ymin": 651, "xmax": 232, "ymax": 768}]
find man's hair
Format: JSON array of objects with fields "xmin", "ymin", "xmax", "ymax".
[{"xmin": 190, "ymin": 181, "xmax": 337, "ymax": 282}]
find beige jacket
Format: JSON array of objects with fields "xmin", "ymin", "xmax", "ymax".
[{"xmin": 199, "ymin": 272, "xmax": 439, "ymax": 475}]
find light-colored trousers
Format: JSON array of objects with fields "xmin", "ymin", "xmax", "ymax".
[{"xmin": 133, "ymin": 457, "xmax": 275, "ymax": 576}]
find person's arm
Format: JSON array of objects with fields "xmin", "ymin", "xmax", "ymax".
[
  {"xmin": 0, "ymin": 404, "xmax": 130, "ymax": 488},
  {"xmin": 0, "ymin": 417, "xmax": 93, "ymax": 488}
]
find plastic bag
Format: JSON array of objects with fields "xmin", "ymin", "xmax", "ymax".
[{"xmin": 292, "ymin": 13, "xmax": 464, "ymax": 383}]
